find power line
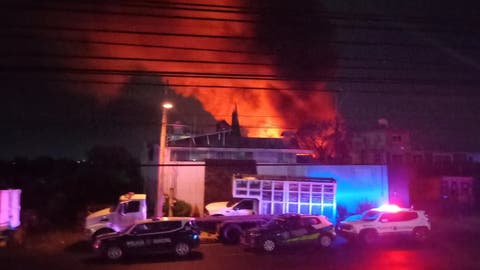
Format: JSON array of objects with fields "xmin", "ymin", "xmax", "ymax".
[
  {"xmin": 2, "ymin": 65, "xmax": 480, "ymax": 86},
  {"xmin": 8, "ymin": 34, "xmax": 478, "ymax": 69},
  {"xmin": 5, "ymin": 52, "xmax": 477, "ymax": 73},
  {"xmin": 6, "ymin": 24, "xmax": 479, "ymax": 51},
  {"xmin": 8, "ymin": 0, "xmax": 480, "ymax": 25},
  {"xmin": 3, "ymin": 3, "xmax": 256, "ymax": 24},
  {"xmin": 0, "ymin": 69, "xmax": 480, "ymax": 98}
]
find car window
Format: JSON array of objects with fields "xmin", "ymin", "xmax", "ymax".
[
  {"xmin": 380, "ymin": 213, "xmax": 398, "ymax": 222},
  {"xmin": 124, "ymin": 201, "xmax": 140, "ymax": 213},
  {"xmin": 284, "ymin": 217, "xmax": 303, "ymax": 230},
  {"xmin": 235, "ymin": 200, "xmax": 253, "ymax": 210},
  {"xmin": 303, "ymin": 217, "xmax": 320, "ymax": 225},
  {"xmin": 361, "ymin": 210, "xmax": 381, "ymax": 221},
  {"xmin": 398, "ymin": 211, "xmax": 418, "ymax": 221},
  {"xmin": 151, "ymin": 221, "xmax": 182, "ymax": 233},
  {"xmin": 381, "ymin": 211, "xmax": 419, "ymax": 222},
  {"xmin": 131, "ymin": 223, "xmax": 152, "ymax": 234}
]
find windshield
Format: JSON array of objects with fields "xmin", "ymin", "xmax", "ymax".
[
  {"xmin": 262, "ymin": 218, "xmax": 286, "ymax": 229},
  {"xmin": 120, "ymin": 223, "xmax": 135, "ymax": 234},
  {"xmin": 361, "ymin": 210, "xmax": 381, "ymax": 221},
  {"xmin": 226, "ymin": 198, "xmax": 242, "ymax": 207}
]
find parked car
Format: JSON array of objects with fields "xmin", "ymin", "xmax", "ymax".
[
  {"xmin": 93, "ymin": 217, "xmax": 200, "ymax": 260},
  {"xmin": 336, "ymin": 204, "xmax": 431, "ymax": 245},
  {"xmin": 240, "ymin": 214, "xmax": 336, "ymax": 252},
  {"xmin": 204, "ymin": 198, "xmax": 256, "ymax": 216}
]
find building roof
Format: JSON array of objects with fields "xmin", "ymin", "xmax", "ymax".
[{"xmin": 169, "ymin": 131, "xmax": 302, "ymax": 150}]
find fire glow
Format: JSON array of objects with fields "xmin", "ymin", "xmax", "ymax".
[{"xmin": 40, "ymin": 0, "xmax": 338, "ymax": 138}]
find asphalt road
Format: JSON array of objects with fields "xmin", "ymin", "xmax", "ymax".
[{"xmin": 1, "ymin": 234, "xmax": 479, "ymax": 270}]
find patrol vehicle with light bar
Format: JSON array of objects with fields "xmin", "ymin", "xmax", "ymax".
[{"xmin": 336, "ymin": 204, "xmax": 431, "ymax": 245}]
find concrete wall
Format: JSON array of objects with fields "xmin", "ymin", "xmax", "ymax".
[
  {"xmin": 151, "ymin": 164, "xmax": 390, "ymax": 217},
  {"xmin": 164, "ymin": 163, "xmax": 206, "ymax": 216}
]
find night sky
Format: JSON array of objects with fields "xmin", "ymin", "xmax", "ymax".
[{"xmin": 1, "ymin": 0, "xmax": 480, "ymax": 160}]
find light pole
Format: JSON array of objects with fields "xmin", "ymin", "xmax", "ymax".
[{"xmin": 156, "ymin": 101, "xmax": 173, "ymax": 217}]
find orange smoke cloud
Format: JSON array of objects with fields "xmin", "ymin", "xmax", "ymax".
[{"xmin": 42, "ymin": 0, "xmax": 337, "ymax": 137}]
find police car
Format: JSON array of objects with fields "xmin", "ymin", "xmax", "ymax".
[
  {"xmin": 93, "ymin": 217, "xmax": 200, "ymax": 260},
  {"xmin": 336, "ymin": 204, "xmax": 431, "ymax": 245},
  {"xmin": 240, "ymin": 214, "xmax": 336, "ymax": 252}
]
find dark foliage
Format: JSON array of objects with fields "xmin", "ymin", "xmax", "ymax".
[{"xmin": 0, "ymin": 146, "xmax": 144, "ymax": 230}]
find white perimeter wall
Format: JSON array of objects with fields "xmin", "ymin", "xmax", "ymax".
[
  {"xmin": 164, "ymin": 163, "xmax": 206, "ymax": 216},
  {"xmin": 156, "ymin": 164, "xmax": 389, "ymax": 217}
]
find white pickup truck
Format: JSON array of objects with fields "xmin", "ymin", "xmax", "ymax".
[
  {"xmin": 0, "ymin": 189, "xmax": 22, "ymax": 246},
  {"xmin": 84, "ymin": 192, "xmax": 147, "ymax": 239}
]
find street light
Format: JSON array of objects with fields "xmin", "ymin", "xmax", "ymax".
[{"xmin": 156, "ymin": 101, "xmax": 173, "ymax": 217}]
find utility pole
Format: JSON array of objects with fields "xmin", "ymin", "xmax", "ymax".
[{"xmin": 156, "ymin": 101, "xmax": 173, "ymax": 217}]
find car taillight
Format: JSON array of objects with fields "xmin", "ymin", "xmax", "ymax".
[{"xmin": 93, "ymin": 239, "xmax": 101, "ymax": 249}]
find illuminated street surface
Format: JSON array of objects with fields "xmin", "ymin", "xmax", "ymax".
[{"xmin": 1, "ymin": 235, "xmax": 479, "ymax": 270}]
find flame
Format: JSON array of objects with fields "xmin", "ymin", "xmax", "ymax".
[{"xmin": 36, "ymin": 0, "xmax": 337, "ymax": 138}]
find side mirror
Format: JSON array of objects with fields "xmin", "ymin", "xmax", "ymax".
[{"xmin": 380, "ymin": 218, "xmax": 389, "ymax": 223}]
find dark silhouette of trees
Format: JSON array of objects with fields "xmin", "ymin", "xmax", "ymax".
[{"xmin": 0, "ymin": 146, "xmax": 143, "ymax": 229}]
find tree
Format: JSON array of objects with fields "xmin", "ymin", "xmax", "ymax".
[
  {"xmin": 69, "ymin": 146, "xmax": 144, "ymax": 215},
  {"xmin": 294, "ymin": 118, "xmax": 350, "ymax": 163}
]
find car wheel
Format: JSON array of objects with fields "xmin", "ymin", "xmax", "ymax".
[
  {"xmin": 261, "ymin": 239, "xmax": 276, "ymax": 252},
  {"xmin": 221, "ymin": 225, "xmax": 243, "ymax": 244},
  {"xmin": 318, "ymin": 234, "xmax": 333, "ymax": 248},
  {"xmin": 174, "ymin": 242, "xmax": 191, "ymax": 257},
  {"xmin": 360, "ymin": 230, "xmax": 378, "ymax": 245},
  {"xmin": 106, "ymin": 245, "xmax": 123, "ymax": 260},
  {"xmin": 413, "ymin": 227, "xmax": 429, "ymax": 243}
]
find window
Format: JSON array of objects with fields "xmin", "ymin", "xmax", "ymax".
[
  {"xmin": 235, "ymin": 200, "xmax": 253, "ymax": 210},
  {"xmin": 121, "ymin": 201, "xmax": 140, "ymax": 214},
  {"xmin": 131, "ymin": 223, "xmax": 152, "ymax": 234},
  {"xmin": 400, "ymin": 212, "xmax": 418, "ymax": 221},
  {"xmin": 303, "ymin": 217, "xmax": 320, "ymax": 225},
  {"xmin": 380, "ymin": 211, "xmax": 418, "ymax": 222},
  {"xmin": 170, "ymin": 150, "xmax": 190, "ymax": 161},
  {"xmin": 392, "ymin": 135, "xmax": 402, "ymax": 142},
  {"xmin": 152, "ymin": 221, "xmax": 182, "ymax": 232},
  {"xmin": 380, "ymin": 213, "xmax": 398, "ymax": 222}
]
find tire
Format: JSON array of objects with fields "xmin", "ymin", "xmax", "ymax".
[
  {"xmin": 412, "ymin": 227, "xmax": 429, "ymax": 243},
  {"xmin": 360, "ymin": 229, "xmax": 378, "ymax": 245},
  {"xmin": 105, "ymin": 245, "xmax": 124, "ymax": 261},
  {"xmin": 174, "ymin": 242, "xmax": 191, "ymax": 257},
  {"xmin": 221, "ymin": 225, "xmax": 243, "ymax": 244},
  {"xmin": 261, "ymin": 239, "xmax": 276, "ymax": 253},
  {"xmin": 318, "ymin": 234, "xmax": 333, "ymax": 248}
]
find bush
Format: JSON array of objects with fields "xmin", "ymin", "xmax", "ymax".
[{"xmin": 163, "ymin": 196, "xmax": 192, "ymax": 217}]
